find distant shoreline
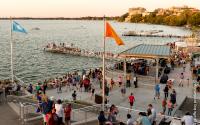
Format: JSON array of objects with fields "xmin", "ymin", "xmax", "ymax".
[{"xmin": 0, "ymin": 17, "xmax": 117, "ymax": 20}]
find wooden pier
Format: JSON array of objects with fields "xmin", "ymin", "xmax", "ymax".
[
  {"xmin": 122, "ymin": 33, "xmax": 191, "ymax": 38},
  {"xmin": 44, "ymin": 43, "xmax": 119, "ymax": 61}
]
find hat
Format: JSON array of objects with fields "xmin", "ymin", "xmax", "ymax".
[{"xmin": 50, "ymin": 96, "xmax": 54, "ymax": 101}]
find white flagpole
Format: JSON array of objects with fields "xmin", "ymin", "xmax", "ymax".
[
  {"xmin": 102, "ymin": 15, "xmax": 106, "ymax": 111},
  {"xmin": 10, "ymin": 17, "xmax": 14, "ymax": 83}
]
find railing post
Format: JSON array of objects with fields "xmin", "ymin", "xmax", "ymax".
[
  {"xmin": 19, "ymin": 102, "xmax": 22, "ymax": 121},
  {"xmin": 2, "ymin": 88, "xmax": 6, "ymax": 103},
  {"xmin": 85, "ymin": 111, "xmax": 87, "ymax": 125},
  {"xmin": 21, "ymin": 104, "xmax": 24, "ymax": 125}
]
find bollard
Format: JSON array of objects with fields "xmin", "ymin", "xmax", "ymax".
[
  {"xmin": 21, "ymin": 104, "xmax": 25, "ymax": 125},
  {"xmin": 2, "ymin": 88, "xmax": 6, "ymax": 103},
  {"xmin": 85, "ymin": 111, "xmax": 87, "ymax": 125}
]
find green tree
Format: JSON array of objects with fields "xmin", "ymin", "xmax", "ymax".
[
  {"xmin": 118, "ymin": 13, "xmax": 129, "ymax": 22},
  {"xmin": 130, "ymin": 14, "xmax": 143, "ymax": 23},
  {"xmin": 188, "ymin": 12, "xmax": 200, "ymax": 26}
]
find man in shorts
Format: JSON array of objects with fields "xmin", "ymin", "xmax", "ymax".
[{"xmin": 128, "ymin": 93, "xmax": 135, "ymax": 110}]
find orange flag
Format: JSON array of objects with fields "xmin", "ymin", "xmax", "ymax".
[{"xmin": 105, "ymin": 22, "xmax": 125, "ymax": 46}]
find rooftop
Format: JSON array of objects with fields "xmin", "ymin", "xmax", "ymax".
[{"xmin": 119, "ymin": 44, "xmax": 171, "ymax": 59}]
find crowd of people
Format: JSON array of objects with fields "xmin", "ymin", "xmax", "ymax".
[{"xmin": 35, "ymin": 94, "xmax": 72, "ymax": 125}]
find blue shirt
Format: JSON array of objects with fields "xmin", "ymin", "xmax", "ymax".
[{"xmin": 155, "ymin": 84, "xmax": 160, "ymax": 92}]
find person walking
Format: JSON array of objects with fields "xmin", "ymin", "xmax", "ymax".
[
  {"xmin": 179, "ymin": 73, "xmax": 184, "ymax": 87},
  {"xmin": 128, "ymin": 93, "xmax": 135, "ymax": 110},
  {"xmin": 163, "ymin": 85, "xmax": 169, "ymax": 99}
]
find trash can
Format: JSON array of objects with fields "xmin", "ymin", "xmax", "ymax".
[{"xmin": 95, "ymin": 94, "xmax": 102, "ymax": 104}]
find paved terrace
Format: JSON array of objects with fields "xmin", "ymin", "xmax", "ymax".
[{"xmin": 1, "ymin": 63, "xmax": 198, "ymax": 125}]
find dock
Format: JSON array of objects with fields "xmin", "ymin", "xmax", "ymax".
[
  {"xmin": 122, "ymin": 31, "xmax": 191, "ymax": 38},
  {"xmin": 44, "ymin": 43, "xmax": 119, "ymax": 60}
]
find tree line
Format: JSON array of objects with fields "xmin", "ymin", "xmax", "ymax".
[{"xmin": 118, "ymin": 9, "xmax": 200, "ymax": 28}]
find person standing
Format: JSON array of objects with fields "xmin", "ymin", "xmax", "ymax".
[
  {"xmin": 133, "ymin": 76, "xmax": 138, "ymax": 88},
  {"xmin": 128, "ymin": 93, "xmax": 135, "ymax": 110},
  {"xmin": 127, "ymin": 114, "xmax": 134, "ymax": 125},
  {"xmin": 126, "ymin": 73, "xmax": 131, "ymax": 87},
  {"xmin": 136, "ymin": 112, "xmax": 151, "ymax": 125},
  {"xmin": 163, "ymin": 85, "xmax": 169, "ymax": 99},
  {"xmin": 43, "ymin": 82, "xmax": 48, "ymax": 94},
  {"xmin": 118, "ymin": 75, "xmax": 122, "ymax": 87},
  {"xmin": 148, "ymin": 104, "xmax": 156, "ymax": 125},
  {"xmin": 181, "ymin": 112, "xmax": 194, "ymax": 125},
  {"xmin": 154, "ymin": 84, "xmax": 160, "ymax": 99},
  {"xmin": 64, "ymin": 104, "xmax": 72, "ymax": 125},
  {"xmin": 162, "ymin": 98, "xmax": 167, "ymax": 114},
  {"xmin": 167, "ymin": 100, "xmax": 173, "ymax": 116},
  {"xmin": 110, "ymin": 78, "xmax": 115, "ymax": 90},
  {"xmin": 98, "ymin": 111, "xmax": 107, "ymax": 125},
  {"xmin": 55, "ymin": 99, "xmax": 64, "ymax": 125},
  {"xmin": 72, "ymin": 91, "xmax": 77, "ymax": 101},
  {"xmin": 170, "ymin": 89, "xmax": 177, "ymax": 107}
]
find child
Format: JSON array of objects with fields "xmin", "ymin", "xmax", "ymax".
[{"xmin": 167, "ymin": 100, "xmax": 173, "ymax": 116}]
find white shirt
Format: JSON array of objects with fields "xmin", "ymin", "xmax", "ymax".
[
  {"xmin": 55, "ymin": 104, "xmax": 64, "ymax": 118},
  {"xmin": 151, "ymin": 108, "xmax": 156, "ymax": 121},
  {"xmin": 127, "ymin": 118, "xmax": 134, "ymax": 125},
  {"xmin": 181, "ymin": 115, "xmax": 194, "ymax": 125}
]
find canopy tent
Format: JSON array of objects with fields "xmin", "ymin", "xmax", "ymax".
[
  {"xmin": 118, "ymin": 44, "xmax": 171, "ymax": 83},
  {"xmin": 175, "ymin": 41, "xmax": 188, "ymax": 51}
]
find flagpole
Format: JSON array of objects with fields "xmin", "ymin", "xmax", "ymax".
[
  {"xmin": 10, "ymin": 17, "xmax": 14, "ymax": 83},
  {"xmin": 102, "ymin": 15, "xmax": 106, "ymax": 111}
]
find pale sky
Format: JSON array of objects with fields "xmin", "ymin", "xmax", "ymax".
[{"xmin": 1, "ymin": 0, "xmax": 200, "ymax": 18}]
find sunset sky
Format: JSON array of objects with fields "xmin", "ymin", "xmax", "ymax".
[{"xmin": 1, "ymin": 0, "xmax": 200, "ymax": 17}]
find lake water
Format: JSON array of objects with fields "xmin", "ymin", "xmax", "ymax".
[{"xmin": 0, "ymin": 20, "xmax": 191, "ymax": 83}]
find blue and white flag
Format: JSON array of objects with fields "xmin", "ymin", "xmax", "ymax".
[{"xmin": 12, "ymin": 21, "xmax": 27, "ymax": 34}]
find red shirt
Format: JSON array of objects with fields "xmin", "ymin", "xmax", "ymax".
[
  {"xmin": 129, "ymin": 95, "xmax": 135, "ymax": 103},
  {"xmin": 64, "ymin": 107, "xmax": 72, "ymax": 118}
]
